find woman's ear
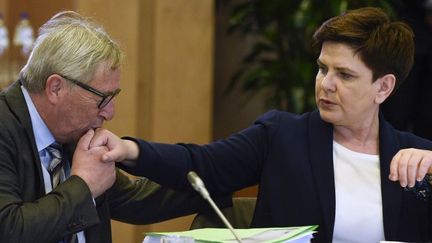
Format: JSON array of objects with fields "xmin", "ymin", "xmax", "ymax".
[
  {"xmin": 45, "ymin": 74, "xmax": 66, "ymax": 105},
  {"xmin": 375, "ymin": 74, "xmax": 396, "ymax": 104}
]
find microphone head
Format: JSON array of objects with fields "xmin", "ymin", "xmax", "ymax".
[
  {"xmin": 187, "ymin": 171, "xmax": 209, "ymax": 199},
  {"xmin": 187, "ymin": 171, "xmax": 203, "ymax": 190},
  {"xmin": 187, "ymin": 171, "xmax": 199, "ymax": 184}
]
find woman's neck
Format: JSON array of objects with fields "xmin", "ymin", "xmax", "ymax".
[{"xmin": 333, "ymin": 115, "xmax": 380, "ymax": 155}]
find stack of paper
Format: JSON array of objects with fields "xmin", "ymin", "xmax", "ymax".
[{"xmin": 143, "ymin": 225, "xmax": 317, "ymax": 243}]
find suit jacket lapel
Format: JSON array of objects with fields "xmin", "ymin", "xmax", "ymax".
[
  {"xmin": 4, "ymin": 81, "xmax": 45, "ymax": 195},
  {"xmin": 379, "ymin": 114, "xmax": 403, "ymax": 240},
  {"xmin": 308, "ymin": 110, "xmax": 335, "ymax": 242}
]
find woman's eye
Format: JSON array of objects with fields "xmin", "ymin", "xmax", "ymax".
[
  {"xmin": 339, "ymin": 72, "xmax": 353, "ymax": 80},
  {"xmin": 318, "ymin": 66, "xmax": 327, "ymax": 74}
]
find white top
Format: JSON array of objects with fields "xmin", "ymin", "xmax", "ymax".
[{"xmin": 332, "ymin": 141, "xmax": 385, "ymax": 243}]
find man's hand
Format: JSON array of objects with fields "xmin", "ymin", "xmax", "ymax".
[
  {"xmin": 71, "ymin": 129, "xmax": 116, "ymax": 198},
  {"xmin": 389, "ymin": 148, "xmax": 432, "ymax": 188},
  {"xmin": 89, "ymin": 128, "xmax": 139, "ymax": 163}
]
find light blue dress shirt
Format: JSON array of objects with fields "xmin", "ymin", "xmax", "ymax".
[{"xmin": 21, "ymin": 85, "xmax": 86, "ymax": 243}]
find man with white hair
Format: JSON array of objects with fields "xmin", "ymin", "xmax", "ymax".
[{"xmin": 0, "ymin": 11, "xmax": 229, "ymax": 243}]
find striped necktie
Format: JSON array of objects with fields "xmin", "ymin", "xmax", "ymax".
[
  {"xmin": 46, "ymin": 143, "xmax": 77, "ymax": 243},
  {"xmin": 46, "ymin": 142, "xmax": 64, "ymax": 188}
]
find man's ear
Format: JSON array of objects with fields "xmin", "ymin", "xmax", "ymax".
[
  {"xmin": 45, "ymin": 74, "xmax": 66, "ymax": 105},
  {"xmin": 375, "ymin": 74, "xmax": 396, "ymax": 104}
]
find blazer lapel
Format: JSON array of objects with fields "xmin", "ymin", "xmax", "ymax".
[
  {"xmin": 4, "ymin": 81, "xmax": 45, "ymax": 194},
  {"xmin": 308, "ymin": 110, "xmax": 335, "ymax": 241},
  {"xmin": 379, "ymin": 114, "xmax": 403, "ymax": 240}
]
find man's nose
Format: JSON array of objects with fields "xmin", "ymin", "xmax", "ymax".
[{"xmin": 99, "ymin": 101, "xmax": 115, "ymax": 121}]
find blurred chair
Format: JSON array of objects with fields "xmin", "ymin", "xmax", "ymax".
[{"xmin": 190, "ymin": 197, "xmax": 257, "ymax": 229}]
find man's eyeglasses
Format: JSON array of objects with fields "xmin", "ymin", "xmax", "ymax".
[{"xmin": 59, "ymin": 74, "xmax": 121, "ymax": 109}]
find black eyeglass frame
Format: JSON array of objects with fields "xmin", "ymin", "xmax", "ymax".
[{"xmin": 59, "ymin": 74, "xmax": 121, "ymax": 109}]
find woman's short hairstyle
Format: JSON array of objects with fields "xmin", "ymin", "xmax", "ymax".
[
  {"xmin": 313, "ymin": 7, "xmax": 414, "ymax": 91},
  {"xmin": 20, "ymin": 11, "xmax": 123, "ymax": 92}
]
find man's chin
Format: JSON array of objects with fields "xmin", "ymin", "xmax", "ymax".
[{"xmin": 73, "ymin": 129, "xmax": 94, "ymax": 143}]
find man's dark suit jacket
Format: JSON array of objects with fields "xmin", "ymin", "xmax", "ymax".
[
  {"xmin": 121, "ymin": 109, "xmax": 432, "ymax": 243},
  {"xmin": 0, "ymin": 81, "xmax": 230, "ymax": 243}
]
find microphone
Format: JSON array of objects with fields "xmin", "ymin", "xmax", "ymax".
[{"xmin": 187, "ymin": 171, "xmax": 243, "ymax": 243}]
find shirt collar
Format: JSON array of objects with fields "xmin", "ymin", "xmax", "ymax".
[{"xmin": 21, "ymin": 85, "xmax": 55, "ymax": 152}]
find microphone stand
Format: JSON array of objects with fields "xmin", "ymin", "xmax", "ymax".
[{"xmin": 187, "ymin": 171, "xmax": 243, "ymax": 243}]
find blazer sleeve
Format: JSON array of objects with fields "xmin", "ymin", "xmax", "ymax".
[{"xmin": 118, "ymin": 110, "xmax": 282, "ymax": 195}]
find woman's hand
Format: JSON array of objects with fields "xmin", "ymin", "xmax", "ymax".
[
  {"xmin": 89, "ymin": 128, "xmax": 139, "ymax": 163},
  {"xmin": 389, "ymin": 148, "xmax": 432, "ymax": 187}
]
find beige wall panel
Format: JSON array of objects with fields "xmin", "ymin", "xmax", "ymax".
[
  {"xmin": 137, "ymin": 0, "xmax": 156, "ymax": 139},
  {"xmin": 0, "ymin": 0, "xmax": 8, "ymax": 17},
  {"xmin": 152, "ymin": 0, "xmax": 214, "ymax": 143}
]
